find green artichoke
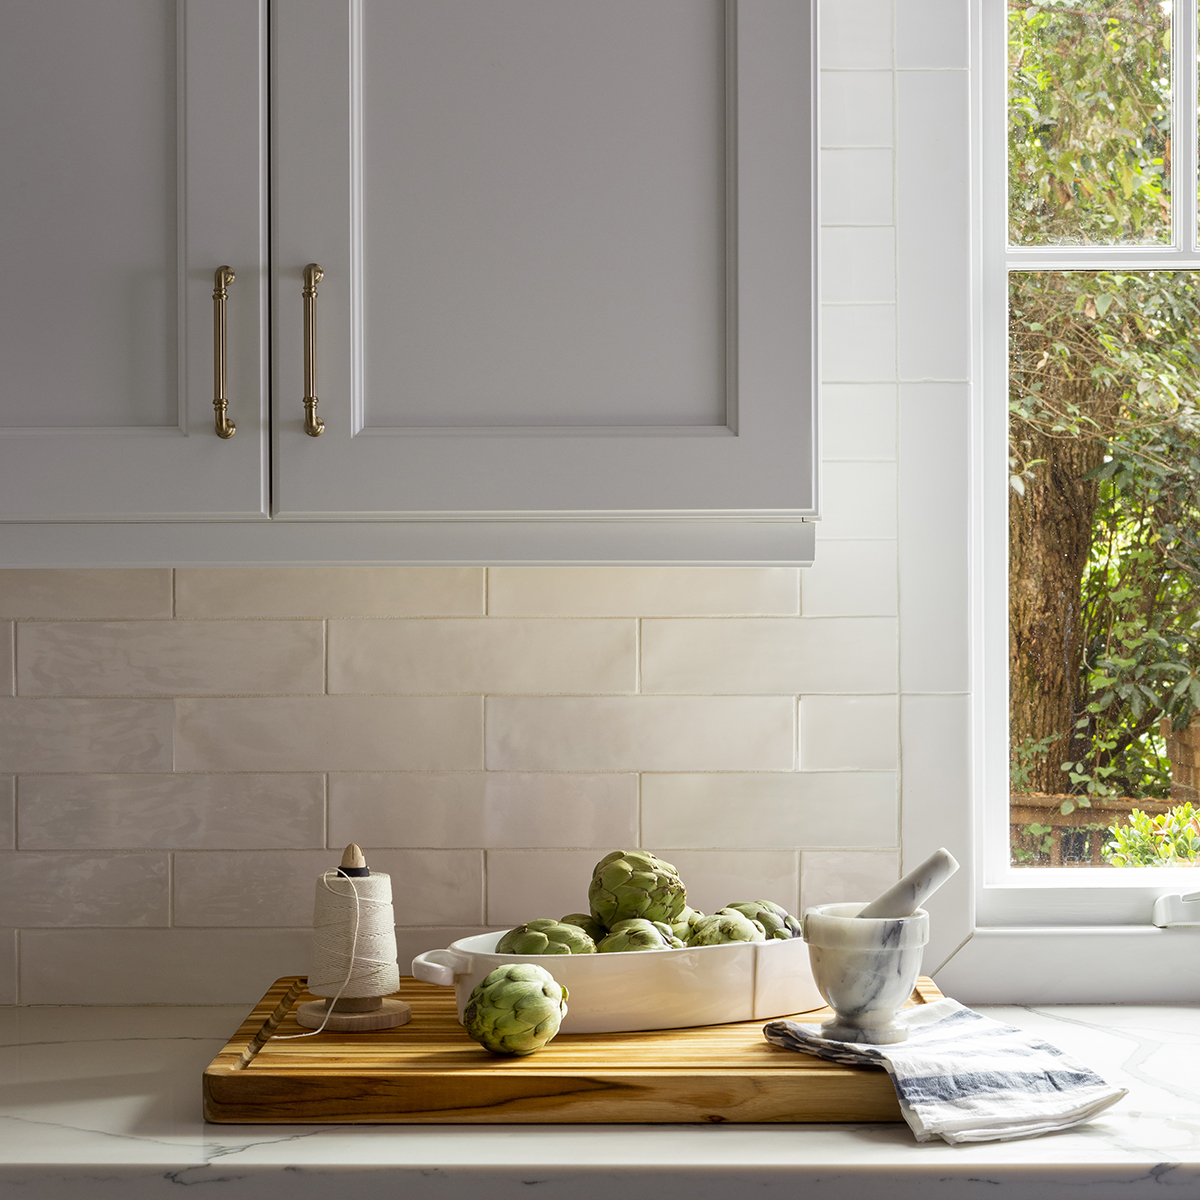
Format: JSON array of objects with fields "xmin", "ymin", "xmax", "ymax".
[
  {"xmin": 496, "ymin": 919, "xmax": 596, "ymax": 955},
  {"xmin": 597, "ymin": 918, "xmax": 679, "ymax": 952},
  {"xmin": 724, "ymin": 900, "xmax": 802, "ymax": 941},
  {"xmin": 671, "ymin": 906, "xmax": 705, "ymax": 941},
  {"xmin": 559, "ymin": 912, "xmax": 607, "ymax": 943},
  {"xmin": 688, "ymin": 910, "xmax": 767, "ymax": 946},
  {"xmin": 463, "ymin": 964, "xmax": 568, "ymax": 1056},
  {"xmin": 588, "ymin": 850, "xmax": 688, "ymax": 928}
]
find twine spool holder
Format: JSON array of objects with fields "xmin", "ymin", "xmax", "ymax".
[{"xmin": 296, "ymin": 843, "xmax": 412, "ymax": 1032}]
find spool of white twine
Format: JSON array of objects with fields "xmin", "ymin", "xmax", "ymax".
[{"xmin": 308, "ymin": 869, "xmax": 401, "ymax": 999}]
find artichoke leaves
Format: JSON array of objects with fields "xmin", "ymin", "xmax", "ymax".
[
  {"xmin": 724, "ymin": 900, "xmax": 802, "ymax": 940},
  {"xmin": 463, "ymin": 963, "xmax": 568, "ymax": 1056},
  {"xmin": 688, "ymin": 909, "xmax": 768, "ymax": 946},
  {"xmin": 588, "ymin": 849, "xmax": 688, "ymax": 928},
  {"xmin": 558, "ymin": 912, "xmax": 607, "ymax": 943},
  {"xmin": 496, "ymin": 918, "xmax": 596, "ymax": 955},
  {"xmin": 596, "ymin": 917, "xmax": 684, "ymax": 953}
]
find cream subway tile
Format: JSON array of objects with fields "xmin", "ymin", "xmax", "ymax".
[
  {"xmin": 822, "ymin": 304, "xmax": 896, "ymax": 383},
  {"xmin": 0, "ymin": 622, "xmax": 12, "ymax": 696},
  {"xmin": 820, "ymin": 71, "xmax": 893, "ymax": 147},
  {"xmin": 801, "ymin": 540, "xmax": 898, "ymax": 617},
  {"xmin": 656, "ymin": 850, "xmax": 800, "ymax": 919},
  {"xmin": 0, "ymin": 570, "xmax": 172, "ymax": 620},
  {"xmin": 641, "ymin": 772, "xmax": 898, "ymax": 849},
  {"xmin": 0, "ymin": 851, "xmax": 168, "ymax": 926},
  {"xmin": 0, "ymin": 776, "xmax": 12, "ymax": 849},
  {"xmin": 17, "ymin": 621, "xmax": 325, "ymax": 697},
  {"xmin": 395, "ymin": 927, "xmax": 499, "ymax": 973},
  {"xmin": 819, "ymin": 0, "xmax": 893, "ymax": 69},
  {"xmin": 486, "ymin": 568, "xmax": 800, "ymax": 617},
  {"xmin": 641, "ymin": 617, "xmax": 897, "ymax": 695},
  {"xmin": 486, "ymin": 696, "xmax": 795, "ymax": 772},
  {"xmin": 800, "ymin": 695, "xmax": 899, "ymax": 770},
  {"xmin": 485, "ymin": 849, "xmax": 601, "ymax": 926},
  {"xmin": 18, "ymin": 928, "xmax": 312, "ymax": 1004},
  {"xmin": 175, "ymin": 567, "xmax": 484, "ymax": 618},
  {"xmin": 0, "ymin": 929, "xmax": 13, "ymax": 1004},
  {"xmin": 821, "ymin": 149, "xmax": 893, "ymax": 226},
  {"xmin": 896, "ymin": 0, "xmax": 967, "ymax": 69},
  {"xmin": 172, "ymin": 848, "xmax": 483, "ymax": 927},
  {"xmin": 328, "ymin": 619, "xmax": 635, "ymax": 695},
  {"xmin": 17, "ymin": 774, "xmax": 324, "ymax": 850},
  {"xmin": 819, "ymin": 462, "xmax": 898, "ymax": 540},
  {"xmin": 175, "ymin": 696, "xmax": 482, "ymax": 772},
  {"xmin": 821, "ymin": 383, "xmax": 897, "ymax": 461},
  {"xmin": 800, "ymin": 850, "xmax": 900, "ymax": 913},
  {"xmin": 328, "ymin": 772, "xmax": 638, "ymax": 850},
  {"xmin": 0, "ymin": 699, "xmax": 172, "ymax": 773},
  {"xmin": 821, "ymin": 228, "xmax": 895, "ymax": 305}
]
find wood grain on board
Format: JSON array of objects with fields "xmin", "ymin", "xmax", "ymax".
[{"xmin": 203, "ymin": 975, "xmax": 944, "ymax": 1125}]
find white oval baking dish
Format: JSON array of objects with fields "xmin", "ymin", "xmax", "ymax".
[{"xmin": 411, "ymin": 931, "xmax": 823, "ymax": 1034}]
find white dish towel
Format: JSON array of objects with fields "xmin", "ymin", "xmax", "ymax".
[{"xmin": 763, "ymin": 998, "xmax": 1127, "ymax": 1144}]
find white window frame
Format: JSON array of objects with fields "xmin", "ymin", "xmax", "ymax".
[{"xmin": 937, "ymin": 0, "xmax": 1200, "ymax": 1002}]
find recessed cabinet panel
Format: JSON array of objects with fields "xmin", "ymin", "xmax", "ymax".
[
  {"xmin": 273, "ymin": 0, "xmax": 816, "ymax": 522},
  {"xmin": 0, "ymin": 0, "xmax": 269, "ymax": 520}
]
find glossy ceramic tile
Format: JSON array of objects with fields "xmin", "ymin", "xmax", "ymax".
[
  {"xmin": 17, "ymin": 773, "xmax": 325, "ymax": 850},
  {"xmin": 819, "ymin": 0, "xmax": 893, "ymax": 69},
  {"xmin": 641, "ymin": 617, "xmax": 897, "ymax": 694},
  {"xmin": 0, "ymin": 777, "xmax": 12, "ymax": 850},
  {"xmin": 0, "ymin": 929, "xmax": 13, "ymax": 1004},
  {"xmin": 801, "ymin": 541, "xmax": 898, "ymax": 617},
  {"xmin": 819, "ymin": 463, "xmax": 898, "ymax": 540},
  {"xmin": 641, "ymin": 772, "xmax": 898, "ymax": 849},
  {"xmin": 896, "ymin": 0, "xmax": 968, "ymax": 68},
  {"xmin": 394, "ymin": 926, "xmax": 496, "ymax": 974},
  {"xmin": 820, "ymin": 148, "xmax": 893, "ymax": 225},
  {"xmin": 821, "ymin": 304, "xmax": 897, "ymax": 383},
  {"xmin": 820, "ymin": 71, "xmax": 893, "ymax": 147},
  {"xmin": 17, "ymin": 620, "xmax": 324, "ymax": 696},
  {"xmin": 897, "ymin": 71, "xmax": 970, "ymax": 382},
  {"xmin": 821, "ymin": 228, "xmax": 896, "ymax": 304},
  {"xmin": 486, "ymin": 696, "xmax": 796, "ymax": 772},
  {"xmin": 899, "ymin": 383, "xmax": 969, "ymax": 692},
  {"xmin": 820, "ymin": 383, "xmax": 897, "ymax": 460},
  {"xmin": 0, "ymin": 851, "xmax": 168, "ymax": 926},
  {"xmin": 328, "ymin": 772, "xmax": 638, "ymax": 849},
  {"xmin": 174, "ymin": 695, "xmax": 482, "ymax": 772},
  {"xmin": 800, "ymin": 849, "xmax": 901, "ymax": 913},
  {"xmin": 328, "ymin": 618, "xmax": 634, "ymax": 695},
  {"xmin": 486, "ymin": 568, "xmax": 799, "ymax": 617},
  {"xmin": 657, "ymin": 850, "xmax": 800, "ymax": 918},
  {"xmin": 0, "ymin": 698, "xmax": 172, "ymax": 772},
  {"xmin": 174, "ymin": 567, "xmax": 484, "ymax": 618},
  {"xmin": 800, "ymin": 695, "xmax": 899, "ymax": 770},
  {"xmin": 17, "ymin": 927, "xmax": 313, "ymax": 1004},
  {"xmin": 0, "ymin": 569, "xmax": 172, "ymax": 619},
  {"xmin": 485, "ymin": 849, "xmax": 604, "ymax": 926},
  {"xmin": 172, "ymin": 848, "xmax": 483, "ymax": 927}
]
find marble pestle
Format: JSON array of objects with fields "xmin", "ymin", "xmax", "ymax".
[{"xmin": 855, "ymin": 847, "xmax": 960, "ymax": 920}]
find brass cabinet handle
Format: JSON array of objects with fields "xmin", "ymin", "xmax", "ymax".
[
  {"xmin": 302, "ymin": 263, "xmax": 325, "ymax": 436},
  {"xmin": 212, "ymin": 266, "xmax": 236, "ymax": 438}
]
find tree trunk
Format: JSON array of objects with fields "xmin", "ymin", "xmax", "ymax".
[{"xmin": 1009, "ymin": 380, "xmax": 1113, "ymax": 793}]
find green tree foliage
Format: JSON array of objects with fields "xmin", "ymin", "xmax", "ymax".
[
  {"xmin": 1103, "ymin": 802, "xmax": 1200, "ymax": 865},
  {"xmin": 1009, "ymin": 0, "xmax": 1171, "ymax": 245}
]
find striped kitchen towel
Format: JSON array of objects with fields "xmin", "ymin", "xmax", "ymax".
[{"xmin": 763, "ymin": 998, "xmax": 1126, "ymax": 1144}]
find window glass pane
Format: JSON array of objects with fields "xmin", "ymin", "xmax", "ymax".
[
  {"xmin": 1009, "ymin": 1, "xmax": 1172, "ymax": 246},
  {"xmin": 1008, "ymin": 270, "xmax": 1200, "ymax": 867}
]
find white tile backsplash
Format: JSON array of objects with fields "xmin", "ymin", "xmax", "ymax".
[{"xmin": 2, "ymin": 4, "xmax": 982, "ymax": 1005}]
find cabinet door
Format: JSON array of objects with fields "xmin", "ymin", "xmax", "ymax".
[
  {"xmin": 273, "ymin": 0, "xmax": 816, "ymax": 560},
  {"xmin": 0, "ymin": 0, "xmax": 268, "ymax": 521}
]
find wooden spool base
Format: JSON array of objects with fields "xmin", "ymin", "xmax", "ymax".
[{"xmin": 296, "ymin": 997, "xmax": 412, "ymax": 1032}]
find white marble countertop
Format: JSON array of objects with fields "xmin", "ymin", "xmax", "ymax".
[{"xmin": 2, "ymin": 1002, "xmax": 1199, "ymax": 1199}]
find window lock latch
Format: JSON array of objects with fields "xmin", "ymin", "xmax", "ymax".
[{"xmin": 1152, "ymin": 891, "xmax": 1200, "ymax": 928}]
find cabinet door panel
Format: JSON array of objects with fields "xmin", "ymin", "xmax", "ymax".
[
  {"xmin": 0, "ymin": 0, "xmax": 268, "ymax": 520},
  {"xmin": 274, "ymin": 0, "xmax": 816, "ymax": 525}
]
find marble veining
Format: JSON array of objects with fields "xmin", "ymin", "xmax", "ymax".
[{"xmin": 1, "ymin": 1003, "xmax": 1199, "ymax": 1197}]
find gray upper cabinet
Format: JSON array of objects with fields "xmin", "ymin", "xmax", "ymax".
[{"xmin": 0, "ymin": 0, "xmax": 816, "ymax": 566}]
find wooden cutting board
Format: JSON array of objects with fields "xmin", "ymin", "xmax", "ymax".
[{"xmin": 204, "ymin": 975, "xmax": 944, "ymax": 1124}]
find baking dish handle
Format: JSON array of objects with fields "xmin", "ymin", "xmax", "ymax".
[{"xmin": 411, "ymin": 948, "xmax": 471, "ymax": 987}]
